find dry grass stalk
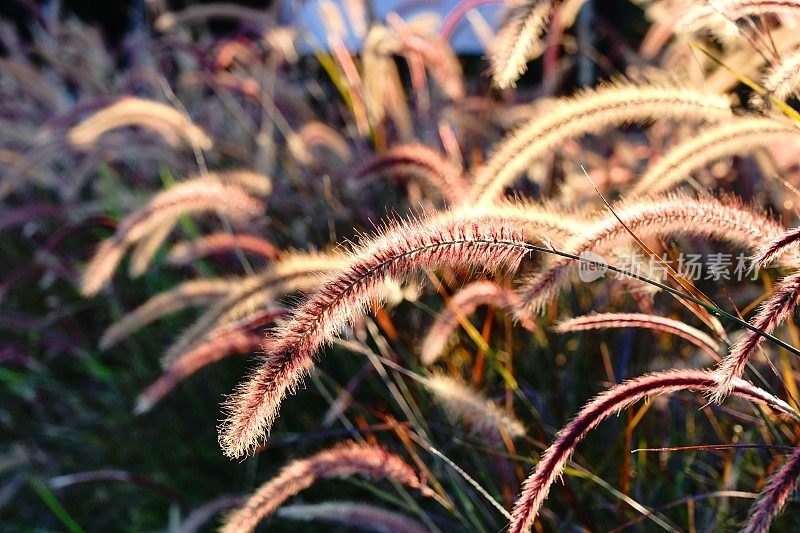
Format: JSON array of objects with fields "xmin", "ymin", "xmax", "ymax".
[
  {"xmin": 68, "ymin": 97, "xmax": 212, "ymax": 150},
  {"xmin": 745, "ymin": 445, "xmax": 800, "ymax": 533},
  {"xmin": 752, "ymin": 225, "xmax": 800, "ymax": 268},
  {"xmin": 517, "ymin": 193, "xmax": 786, "ymax": 315},
  {"xmin": 276, "ymin": 501, "xmax": 428, "ymax": 533},
  {"xmin": 424, "ymin": 373, "xmax": 526, "ymax": 438},
  {"xmin": 135, "ymin": 309, "xmax": 285, "ymax": 414},
  {"xmin": 713, "ymin": 271, "xmax": 800, "ymax": 402},
  {"xmin": 421, "ymin": 280, "xmax": 537, "ymax": 365},
  {"xmin": 219, "ymin": 217, "xmax": 532, "ymax": 458},
  {"xmin": 509, "ymin": 369, "xmax": 795, "ymax": 533},
  {"xmin": 99, "ymin": 278, "xmax": 239, "ymax": 350},
  {"xmin": 470, "ymin": 82, "xmax": 732, "ymax": 203},
  {"xmin": 490, "ymin": 0, "xmax": 553, "ymax": 89},
  {"xmin": 80, "ymin": 180, "xmax": 263, "ymax": 296},
  {"xmin": 220, "ymin": 442, "xmax": 434, "ymax": 532},
  {"xmin": 166, "ymin": 233, "xmax": 281, "ymax": 266},
  {"xmin": 633, "ymin": 117, "xmax": 800, "ymax": 195},
  {"xmin": 555, "ymin": 312, "xmax": 721, "ymax": 359}
]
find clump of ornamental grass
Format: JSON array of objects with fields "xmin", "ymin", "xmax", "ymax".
[
  {"xmin": 220, "ymin": 441, "xmax": 435, "ymax": 532},
  {"xmin": 16, "ymin": 3, "xmax": 800, "ymax": 531}
]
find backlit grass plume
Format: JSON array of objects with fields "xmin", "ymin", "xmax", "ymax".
[
  {"xmin": 712, "ymin": 271, "xmax": 800, "ymax": 402},
  {"xmin": 757, "ymin": 46, "xmax": 800, "ymax": 106},
  {"xmin": 449, "ymin": 199, "xmax": 583, "ymax": 241},
  {"xmin": 424, "ymin": 373, "xmax": 526, "ymax": 439},
  {"xmin": 555, "ymin": 312, "xmax": 721, "ymax": 359},
  {"xmin": 490, "ymin": 0, "xmax": 553, "ymax": 89},
  {"xmin": 220, "ymin": 441, "xmax": 434, "ymax": 532},
  {"xmin": 80, "ymin": 179, "xmax": 263, "ymax": 296},
  {"xmin": 469, "ymin": 81, "xmax": 732, "ymax": 203},
  {"xmin": 745, "ymin": 445, "xmax": 800, "ymax": 532},
  {"xmin": 517, "ymin": 193, "xmax": 786, "ymax": 315},
  {"xmin": 676, "ymin": 0, "xmax": 800, "ymax": 36},
  {"xmin": 632, "ymin": 117, "xmax": 800, "ymax": 196},
  {"xmin": 67, "ymin": 97, "xmax": 212, "ymax": 150},
  {"xmin": 421, "ymin": 280, "xmax": 537, "ymax": 365},
  {"xmin": 354, "ymin": 143, "xmax": 467, "ymax": 205},
  {"xmin": 509, "ymin": 369, "xmax": 795, "ymax": 533},
  {"xmin": 752, "ymin": 225, "xmax": 800, "ymax": 268},
  {"xmin": 128, "ymin": 223, "xmax": 175, "ymax": 278},
  {"xmin": 219, "ymin": 216, "xmax": 532, "ymax": 458}
]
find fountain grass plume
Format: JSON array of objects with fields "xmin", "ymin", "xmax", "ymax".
[
  {"xmin": 555, "ymin": 312, "xmax": 721, "ymax": 359},
  {"xmin": 220, "ymin": 441, "xmax": 434, "ymax": 532},
  {"xmin": 745, "ymin": 445, "xmax": 800, "ymax": 533},
  {"xmin": 469, "ymin": 81, "xmax": 732, "ymax": 203},
  {"xmin": 219, "ymin": 215, "xmax": 532, "ymax": 458},
  {"xmin": 712, "ymin": 271, "xmax": 800, "ymax": 402},
  {"xmin": 517, "ymin": 193, "xmax": 786, "ymax": 315}
]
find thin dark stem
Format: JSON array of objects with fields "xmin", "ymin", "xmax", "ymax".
[
  {"xmin": 631, "ymin": 444, "xmax": 795, "ymax": 453},
  {"xmin": 518, "ymin": 241, "xmax": 800, "ymax": 360}
]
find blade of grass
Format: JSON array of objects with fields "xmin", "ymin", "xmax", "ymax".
[{"xmin": 29, "ymin": 478, "xmax": 84, "ymax": 533}]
